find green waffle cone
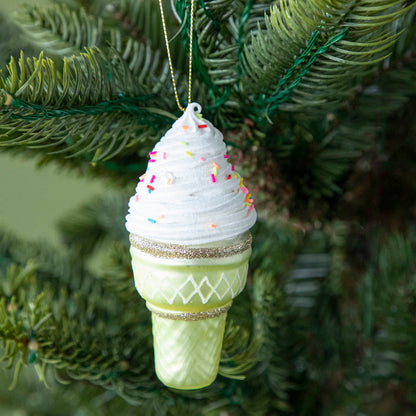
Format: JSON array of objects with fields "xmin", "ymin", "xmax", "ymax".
[
  {"xmin": 129, "ymin": 233, "xmax": 252, "ymax": 389},
  {"xmin": 150, "ymin": 305, "xmax": 227, "ymax": 389}
]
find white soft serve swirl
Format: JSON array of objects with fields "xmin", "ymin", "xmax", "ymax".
[{"xmin": 125, "ymin": 102, "xmax": 257, "ymax": 245}]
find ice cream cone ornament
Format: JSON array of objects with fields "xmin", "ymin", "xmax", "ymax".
[
  {"xmin": 125, "ymin": 0, "xmax": 256, "ymax": 390},
  {"xmin": 125, "ymin": 103, "xmax": 257, "ymax": 389}
]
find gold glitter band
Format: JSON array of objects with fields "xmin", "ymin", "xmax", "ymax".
[
  {"xmin": 146, "ymin": 303, "xmax": 231, "ymax": 321},
  {"xmin": 129, "ymin": 233, "xmax": 252, "ymax": 259}
]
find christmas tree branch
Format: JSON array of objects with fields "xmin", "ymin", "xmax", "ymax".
[
  {"xmin": 0, "ymin": 48, "xmax": 175, "ymax": 161},
  {"xmin": 243, "ymin": 0, "xmax": 416, "ymax": 115},
  {"xmin": 15, "ymin": 3, "xmax": 105, "ymax": 57}
]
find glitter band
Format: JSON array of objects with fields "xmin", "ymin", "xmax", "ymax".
[
  {"xmin": 146, "ymin": 303, "xmax": 231, "ymax": 321},
  {"xmin": 129, "ymin": 233, "xmax": 252, "ymax": 259}
]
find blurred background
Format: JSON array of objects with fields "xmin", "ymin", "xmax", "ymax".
[
  {"xmin": 0, "ymin": 1, "xmax": 114, "ymax": 414},
  {"xmin": 0, "ymin": 0, "xmax": 107, "ymax": 244}
]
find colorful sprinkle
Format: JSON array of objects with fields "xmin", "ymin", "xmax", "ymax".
[
  {"xmin": 231, "ymin": 165, "xmax": 235, "ymax": 171},
  {"xmin": 158, "ymin": 215, "xmax": 165, "ymax": 219},
  {"xmin": 198, "ymin": 124, "xmax": 207, "ymax": 128},
  {"xmin": 241, "ymin": 186, "xmax": 249, "ymax": 195},
  {"xmin": 148, "ymin": 218, "xmax": 157, "ymax": 223},
  {"xmin": 210, "ymin": 224, "xmax": 217, "ymax": 228},
  {"xmin": 149, "ymin": 159, "xmax": 156, "ymax": 163},
  {"xmin": 213, "ymin": 162, "xmax": 219, "ymax": 170},
  {"xmin": 211, "ymin": 174, "xmax": 216, "ymax": 183},
  {"xmin": 150, "ymin": 175, "xmax": 155, "ymax": 184},
  {"xmin": 180, "ymin": 141, "xmax": 188, "ymax": 145},
  {"xmin": 240, "ymin": 178, "xmax": 244, "ymax": 186},
  {"xmin": 234, "ymin": 173, "xmax": 238, "ymax": 179},
  {"xmin": 186, "ymin": 151, "xmax": 193, "ymax": 157},
  {"xmin": 149, "ymin": 151, "xmax": 157, "ymax": 156},
  {"xmin": 248, "ymin": 205, "xmax": 254, "ymax": 212},
  {"xmin": 163, "ymin": 152, "xmax": 167, "ymax": 159},
  {"xmin": 166, "ymin": 172, "xmax": 174, "ymax": 184},
  {"xmin": 147, "ymin": 185, "xmax": 154, "ymax": 191},
  {"xmin": 224, "ymin": 155, "xmax": 229, "ymax": 159},
  {"xmin": 226, "ymin": 174, "xmax": 231, "ymax": 180},
  {"xmin": 182, "ymin": 125, "xmax": 190, "ymax": 130},
  {"xmin": 134, "ymin": 194, "xmax": 139, "ymax": 202},
  {"xmin": 200, "ymin": 157, "xmax": 205, "ymax": 162},
  {"xmin": 139, "ymin": 174, "xmax": 146, "ymax": 182},
  {"xmin": 212, "ymin": 167, "xmax": 218, "ymax": 176},
  {"xmin": 196, "ymin": 113, "xmax": 204, "ymax": 120}
]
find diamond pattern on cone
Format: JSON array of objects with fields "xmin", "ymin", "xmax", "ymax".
[
  {"xmin": 152, "ymin": 312, "xmax": 227, "ymax": 389},
  {"xmin": 133, "ymin": 259, "xmax": 249, "ymax": 308}
]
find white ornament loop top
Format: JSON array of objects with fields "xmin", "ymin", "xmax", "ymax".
[{"xmin": 125, "ymin": 103, "xmax": 257, "ymax": 245}]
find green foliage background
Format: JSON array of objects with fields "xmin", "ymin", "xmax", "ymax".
[{"xmin": 0, "ymin": 0, "xmax": 416, "ymax": 415}]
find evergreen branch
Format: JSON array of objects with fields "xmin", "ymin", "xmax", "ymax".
[
  {"xmin": 251, "ymin": 270, "xmax": 292, "ymax": 410},
  {"xmin": 15, "ymin": 2, "xmax": 174, "ymax": 98},
  {"xmin": 219, "ymin": 320, "xmax": 261, "ymax": 380},
  {"xmin": 0, "ymin": 49, "xmax": 175, "ymax": 161},
  {"xmin": 0, "ymin": 48, "xmax": 156, "ymax": 106},
  {"xmin": 0, "ymin": 262, "xmax": 157, "ymax": 405},
  {"xmin": 242, "ymin": 0, "xmax": 416, "ymax": 115},
  {"xmin": 175, "ymin": 0, "xmax": 241, "ymax": 112},
  {"xmin": 15, "ymin": 3, "xmax": 104, "ymax": 56},
  {"xmin": 112, "ymin": 0, "xmax": 167, "ymax": 48},
  {"xmin": 99, "ymin": 241, "xmax": 138, "ymax": 304},
  {"xmin": 0, "ymin": 110, "xmax": 158, "ymax": 162},
  {"xmin": 57, "ymin": 192, "xmax": 129, "ymax": 255},
  {"xmin": 338, "ymin": 232, "xmax": 416, "ymax": 410}
]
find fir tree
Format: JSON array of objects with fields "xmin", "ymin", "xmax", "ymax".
[{"xmin": 1, "ymin": 0, "xmax": 416, "ymax": 415}]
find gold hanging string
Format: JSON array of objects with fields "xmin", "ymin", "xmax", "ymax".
[{"xmin": 158, "ymin": 0, "xmax": 196, "ymax": 112}]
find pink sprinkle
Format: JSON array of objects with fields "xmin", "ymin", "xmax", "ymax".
[
  {"xmin": 198, "ymin": 124, "xmax": 207, "ymax": 128},
  {"xmin": 163, "ymin": 152, "xmax": 167, "ymax": 159},
  {"xmin": 150, "ymin": 175, "xmax": 155, "ymax": 184},
  {"xmin": 139, "ymin": 174, "xmax": 146, "ymax": 182},
  {"xmin": 200, "ymin": 157, "xmax": 205, "ymax": 162},
  {"xmin": 248, "ymin": 205, "xmax": 254, "ymax": 212},
  {"xmin": 149, "ymin": 159, "xmax": 156, "ymax": 163},
  {"xmin": 231, "ymin": 165, "xmax": 235, "ymax": 171},
  {"xmin": 224, "ymin": 155, "xmax": 229, "ymax": 159},
  {"xmin": 241, "ymin": 186, "xmax": 249, "ymax": 195},
  {"xmin": 211, "ymin": 174, "xmax": 216, "ymax": 183},
  {"xmin": 149, "ymin": 151, "xmax": 157, "ymax": 156},
  {"xmin": 135, "ymin": 194, "xmax": 139, "ymax": 202}
]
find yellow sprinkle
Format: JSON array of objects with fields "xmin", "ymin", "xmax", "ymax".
[
  {"xmin": 186, "ymin": 151, "xmax": 193, "ymax": 157},
  {"xmin": 240, "ymin": 178, "xmax": 243, "ymax": 186},
  {"xmin": 212, "ymin": 167, "xmax": 218, "ymax": 176},
  {"xmin": 234, "ymin": 173, "xmax": 238, "ymax": 179}
]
